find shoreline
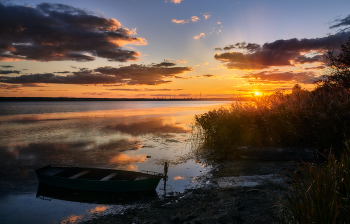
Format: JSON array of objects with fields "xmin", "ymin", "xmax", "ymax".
[{"xmin": 81, "ymin": 158, "xmax": 300, "ymax": 224}]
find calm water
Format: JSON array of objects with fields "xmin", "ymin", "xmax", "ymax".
[{"xmin": 0, "ymin": 101, "xmax": 230, "ymax": 224}]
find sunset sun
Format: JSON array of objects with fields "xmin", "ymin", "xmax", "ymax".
[{"xmin": 254, "ymin": 91, "xmax": 261, "ymax": 96}]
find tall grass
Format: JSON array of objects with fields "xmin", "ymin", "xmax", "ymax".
[
  {"xmin": 278, "ymin": 145, "xmax": 350, "ymax": 224},
  {"xmin": 195, "ymin": 88, "xmax": 350, "ymax": 155}
]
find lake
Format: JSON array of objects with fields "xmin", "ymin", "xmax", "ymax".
[{"xmin": 0, "ymin": 100, "xmax": 231, "ymax": 224}]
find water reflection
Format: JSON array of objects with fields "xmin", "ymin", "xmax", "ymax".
[
  {"xmin": 0, "ymin": 102, "xmax": 230, "ymax": 224},
  {"xmin": 36, "ymin": 183, "xmax": 158, "ymax": 205}
]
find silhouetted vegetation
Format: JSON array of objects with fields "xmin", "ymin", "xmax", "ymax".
[
  {"xmin": 278, "ymin": 145, "xmax": 350, "ymax": 224},
  {"xmin": 315, "ymin": 34, "xmax": 350, "ymax": 91},
  {"xmin": 195, "ymin": 88, "xmax": 350, "ymax": 155}
]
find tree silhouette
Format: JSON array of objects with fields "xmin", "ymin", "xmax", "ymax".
[{"xmin": 315, "ymin": 33, "xmax": 350, "ymax": 90}]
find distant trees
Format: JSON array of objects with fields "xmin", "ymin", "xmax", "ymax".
[
  {"xmin": 292, "ymin": 84, "xmax": 302, "ymax": 93},
  {"xmin": 315, "ymin": 33, "xmax": 350, "ymax": 90}
]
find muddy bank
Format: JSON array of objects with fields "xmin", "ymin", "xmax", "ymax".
[{"xmin": 81, "ymin": 159, "xmax": 300, "ymax": 224}]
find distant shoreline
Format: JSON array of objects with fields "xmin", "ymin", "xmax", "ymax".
[{"xmin": 0, "ymin": 97, "xmax": 246, "ymax": 102}]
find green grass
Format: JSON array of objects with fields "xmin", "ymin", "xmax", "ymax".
[
  {"xmin": 195, "ymin": 88, "xmax": 350, "ymax": 155},
  {"xmin": 278, "ymin": 145, "xmax": 350, "ymax": 224}
]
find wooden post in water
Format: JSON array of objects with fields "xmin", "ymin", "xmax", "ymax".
[{"xmin": 163, "ymin": 161, "xmax": 168, "ymax": 196}]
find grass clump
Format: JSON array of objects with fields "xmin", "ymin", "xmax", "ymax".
[
  {"xmin": 195, "ymin": 88, "xmax": 350, "ymax": 155},
  {"xmin": 278, "ymin": 145, "xmax": 350, "ymax": 224}
]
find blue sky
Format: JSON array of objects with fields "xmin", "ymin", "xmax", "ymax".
[{"xmin": 1, "ymin": 0, "xmax": 350, "ymax": 98}]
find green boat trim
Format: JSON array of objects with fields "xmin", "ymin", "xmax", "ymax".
[{"xmin": 36, "ymin": 165, "xmax": 163, "ymax": 192}]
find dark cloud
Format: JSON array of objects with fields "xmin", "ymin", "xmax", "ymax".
[
  {"xmin": 330, "ymin": 15, "xmax": 350, "ymax": 30},
  {"xmin": 242, "ymin": 71, "xmax": 318, "ymax": 84},
  {"xmin": 94, "ymin": 63, "xmax": 193, "ymax": 85},
  {"xmin": 0, "ymin": 70, "xmax": 21, "ymax": 74},
  {"xmin": 0, "ymin": 72, "xmax": 119, "ymax": 85},
  {"xmin": 0, "ymin": 3, "xmax": 145, "ymax": 62},
  {"xmin": 0, "ymin": 84, "xmax": 22, "ymax": 89},
  {"xmin": 152, "ymin": 62, "xmax": 177, "ymax": 67},
  {"xmin": 215, "ymin": 32, "xmax": 348, "ymax": 70},
  {"xmin": 293, "ymin": 55, "xmax": 323, "ymax": 64},
  {"xmin": 174, "ymin": 76, "xmax": 193, "ymax": 79},
  {"xmin": 53, "ymin": 71, "xmax": 71, "ymax": 74},
  {"xmin": 304, "ymin": 65, "xmax": 325, "ymax": 70},
  {"xmin": 1, "ymin": 65, "xmax": 14, "ymax": 68},
  {"xmin": 197, "ymin": 74, "xmax": 215, "ymax": 78},
  {"xmin": 0, "ymin": 63, "xmax": 193, "ymax": 85},
  {"xmin": 214, "ymin": 47, "xmax": 223, "ymax": 50},
  {"xmin": 218, "ymin": 42, "xmax": 261, "ymax": 52}
]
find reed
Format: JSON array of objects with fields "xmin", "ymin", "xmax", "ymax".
[
  {"xmin": 278, "ymin": 145, "xmax": 350, "ymax": 224},
  {"xmin": 195, "ymin": 88, "xmax": 350, "ymax": 155}
]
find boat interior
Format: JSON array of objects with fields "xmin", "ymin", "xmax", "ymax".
[{"xmin": 42, "ymin": 167, "xmax": 153, "ymax": 181}]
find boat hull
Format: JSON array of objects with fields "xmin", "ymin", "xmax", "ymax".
[{"xmin": 36, "ymin": 165, "xmax": 162, "ymax": 192}]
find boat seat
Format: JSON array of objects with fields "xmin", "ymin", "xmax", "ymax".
[
  {"xmin": 101, "ymin": 172, "xmax": 118, "ymax": 181},
  {"xmin": 69, "ymin": 170, "xmax": 90, "ymax": 179}
]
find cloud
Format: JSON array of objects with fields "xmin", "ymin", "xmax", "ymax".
[
  {"xmin": 191, "ymin": 16, "xmax": 200, "ymax": 22},
  {"xmin": 53, "ymin": 71, "xmax": 71, "ymax": 74},
  {"xmin": 0, "ymin": 3, "xmax": 146, "ymax": 62},
  {"xmin": 330, "ymin": 14, "xmax": 350, "ymax": 30},
  {"xmin": 214, "ymin": 32, "xmax": 348, "ymax": 70},
  {"xmin": 193, "ymin": 33, "xmax": 205, "ymax": 40},
  {"xmin": 0, "ymin": 84, "xmax": 23, "ymax": 89},
  {"xmin": 172, "ymin": 16, "xmax": 200, "ymax": 24},
  {"xmin": 0, "ymin": 70, "xmax": 21, "ymax": 74},
  {"xmin": 203, "ymin": 13, "xmax": 211, "ymax": 20},
  {"xmin": 108, "ymin": 88, "xmax": 183, "ymax": 91},
  {"xmin": 210, "ymin": 21, "xmax": 223, "ymax": 35},
  {"xmin": 0, "ymin": 63, "xmax": 193, "ymax": 86},
  {"xmin": 242, "ymin": 71, "xmax": 318, "ymax": 84},
  {"xmin": 177, "ymin": 59, "xmax": 187, "ymax": 63},
  {"xmin": 167, "ymin": 0, "xmax": 183, "ymax": 4},
  {"xmin": 82, "ymin": 92, "xmax": 112, "ymax": 96},
  {"xmin": 197, "ymin": 74, "xmax": 216, "ymax": 78},
  {"xmin": 171, "ymin": 19, "xmax": 189, "ymax": 24},
  {"xmin": 1, "ymin": 65, "xmax": 14, "ymax": 68}
]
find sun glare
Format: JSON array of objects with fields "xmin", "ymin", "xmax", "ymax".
[{"xmin": 254, "ymin": 91, "xmax": 260, "ymax": 96}]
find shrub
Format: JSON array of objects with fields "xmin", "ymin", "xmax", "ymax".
[
  {"xmin": 195, "ymin": 88, "xmax": 350, "ymax": 155},
  {"xmin": 278, "ymin": 145, "xmax": 350, "ymax": 224}
]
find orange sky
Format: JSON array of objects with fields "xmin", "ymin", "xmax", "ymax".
[{"xmin": 1, "ymin": 0, "xmax": 350, "ymax": 98}]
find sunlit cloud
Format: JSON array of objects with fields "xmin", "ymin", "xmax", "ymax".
[
  {"xmin": 191, "ymin": 16, "xmax": 200, "ymax": 22},
  {"xmin": 0, "ymin": 62, "xmax": 193, "ymax": 86},
  {"xmin": 242, "ymin": 71, "xmax": 318, "ymax": 84},
  {"xmin": 0, "ymin": 3, "xmax": 146, "ymax": 62},
  {"xmin": 177, "ymin": 59, "xmax": 187, "ymax": 63},
  {"xmin": 171, "ymin": 19, "xmax": 189, "ymax": 24},
  {"xmin": 193, "ymin": 33, "xmax": 205, "ymax": 39},
  {"xmin": 214, "ymin": 32, "xmax": 348, "ymax": 70},
  {"xmin": 167, "ymin": 0, "xmax": 183, "ymax": 4},
  {"xmin": 203, "ymin": 12, "xmax": 211, "ymax": 20},
  {"xmin": 108, "ymin": 88, "xmax": 183, "ymax": 91}
]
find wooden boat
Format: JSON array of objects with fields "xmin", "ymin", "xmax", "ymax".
[{"xmin": 36, "ymin": 165, "xmax": 163, "ymax": 192}]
